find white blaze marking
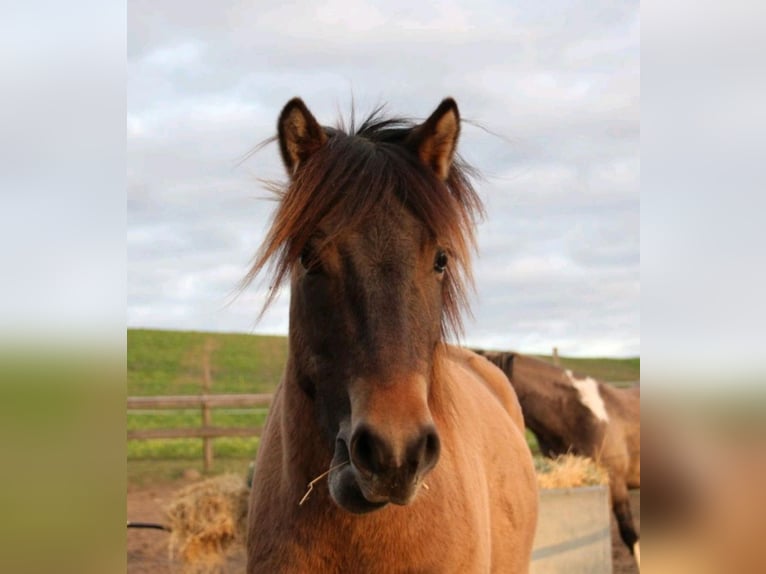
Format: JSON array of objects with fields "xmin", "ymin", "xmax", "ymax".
[{"xmin": 566, "ymin": 370, "xmax": 609, "ymax": 422}]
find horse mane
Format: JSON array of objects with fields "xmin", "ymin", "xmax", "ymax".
[{"xmin": 243, "ymin": 107, "xmax": 485, "ymax": 339}]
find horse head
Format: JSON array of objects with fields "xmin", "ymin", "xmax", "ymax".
[{"xmin": 250, "ymin": 97, "xmax": 481, "ymax": 513}]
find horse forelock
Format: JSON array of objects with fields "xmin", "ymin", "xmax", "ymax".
[{"xmin": 243, "ymin": 107, "xmax": 484, "ymax": 339}]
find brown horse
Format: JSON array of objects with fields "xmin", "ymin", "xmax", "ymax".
[
  {"xmin": 474, "ymin": 350, "xmax": 640, "ymax": 566},
  {"xmin": 244, "ymin": 98, "xmax": 538, "ymax": 572}
]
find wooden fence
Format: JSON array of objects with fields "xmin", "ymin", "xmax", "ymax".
[{"xmin": 127, "ymin": 393, "xmax": 273, "ymax": 471}]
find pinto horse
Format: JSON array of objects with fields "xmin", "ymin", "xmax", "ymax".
[
  {"xmin": 474, "ymin": 350, "xmax": 641, "ymax": 566},
  {"xmin": 244, "ymin": 98, "xmax": 538, "ymax": 573}
]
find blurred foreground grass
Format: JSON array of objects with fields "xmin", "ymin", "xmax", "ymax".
[{"xmin": 0, "ymin": 349, "xmax": 125, "ymax": 574}]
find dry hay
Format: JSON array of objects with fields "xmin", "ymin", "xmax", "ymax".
[
  {"xmin": 535, "ymin": 454, "xmax": 609, "ymax": 489},
  {"xmin": 165, "ymin": 473, "xmax": 249, "ymax": 573}
]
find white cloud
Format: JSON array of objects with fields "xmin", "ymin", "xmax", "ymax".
[{"xmin": 143, "ymin": 41, "xmax": 205, "ymax": 70}]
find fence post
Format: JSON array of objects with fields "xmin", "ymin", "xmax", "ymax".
[
  {"xmin": 202, "ymin": 402, "xmax": 212, "ymax": 472},
  {"xmin": 202, "ymin": 339, "xmax": 214, "ymax": 472},
  {"xmin": 552, "ymin": 347, "xmax": 560, "ymax": 366}
]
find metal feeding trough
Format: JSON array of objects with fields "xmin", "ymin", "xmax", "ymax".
[{"xmin": 531, "ymin": 485, "xmax": 613, "ymax": 574}]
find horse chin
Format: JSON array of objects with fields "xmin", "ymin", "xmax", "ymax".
[{"xmin": 328, "ymin": 464, "xmax": 389, "ymax": 514}]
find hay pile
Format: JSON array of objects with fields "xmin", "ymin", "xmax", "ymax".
[
  {"xmin": 535, "ymin": 454, "xmax": 609, "ymax": 489},
  {"xmin": 165, "ymin": 473, "xmax": 249, "ymax": 573}
]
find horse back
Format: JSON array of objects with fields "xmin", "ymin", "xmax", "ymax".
[{"xmin": 446, "ymin": 345, "xmax": 526, "ymax": 432}]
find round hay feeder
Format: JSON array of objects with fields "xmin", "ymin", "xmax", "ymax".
[{"xmin": 531, "ymin": 485, "xmax": 612, "ymax": 574}]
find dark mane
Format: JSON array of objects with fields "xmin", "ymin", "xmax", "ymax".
[{"xmin": 243, "ymin": 108, "xmax": 484, "ymax": 338}]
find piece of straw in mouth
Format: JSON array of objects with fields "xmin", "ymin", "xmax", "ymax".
[
  {"xmin": 299, "ymin": 462, "xmax": 349, "ymax": 506},
  {"xmin": 298, "ymin": 463, "xmax": 429, "ymax": 506}
]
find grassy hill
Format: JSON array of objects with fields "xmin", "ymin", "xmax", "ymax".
[
  {"xmin": 128, "ymin": 328, "xmax": 639, "ymax": 396},
  {"xmin": 128, "ymin": 329, "xmax": 288, "ymax": 396},
  {"xmin": 533, "ymin": 355, "xmax": 639, "ymax": 385}
]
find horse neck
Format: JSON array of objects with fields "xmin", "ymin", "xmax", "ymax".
[{"xmin": 278, "ymin": 357, "xmax": 335, "ymax": 487}]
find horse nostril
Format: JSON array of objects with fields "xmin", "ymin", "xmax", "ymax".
[
  {"xmin": 350, "ymin": 426, "xmax": 386, "ymax": 477},
  {"xmin": 422, "ymin": 427, "xmax": 441, "ymax": 471},
  {"xmin": 351, "ymin": 425, "xmax": 440, "ymax": 482},
  {"xmin": 407, "ymin": 426, "xmax": 441, "ymax": 476}
]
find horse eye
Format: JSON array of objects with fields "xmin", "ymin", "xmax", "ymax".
[
  {"xmin": 434, "ymin": 251, "xmax": 448, "ymax": 273},
  {"xmin": 300, "ymin": 245, "xmax": 322, "ymax": 274}
]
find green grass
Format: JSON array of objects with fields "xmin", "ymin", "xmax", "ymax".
[
  {"xmin": 127, "ymin": 409, "xmax": 268, "ymax": 459},
  {"xmin": 532, "ymin": 355, "xmax": 639, "ymax": 383},
  {"xmin": 525, "ymin": 429, "xmax": 540, "ymax": 456},
  {"xmin": 128, "ymin": 328, "xmax": 287, "ymax": 396},
  {"xmin": 128, "ymin": 436, "xmax": 261, "ymax": 460}
]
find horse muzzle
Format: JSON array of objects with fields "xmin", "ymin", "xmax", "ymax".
[{"xmin": 328, "ymin": 424, "xmax": 440, "ymax": 513}]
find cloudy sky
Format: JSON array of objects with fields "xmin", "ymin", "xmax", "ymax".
[{"xmin": 128, "ymin": 0, "xmax": 639, "ymax": 357}]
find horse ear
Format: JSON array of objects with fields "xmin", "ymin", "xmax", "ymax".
[
  {"xmin": 277, "ymin": 98, "xmax": 328, "ymax": 176},
  {"xmin": 407, "ymin": 98, "xmax": 461, "ymax": 180}
]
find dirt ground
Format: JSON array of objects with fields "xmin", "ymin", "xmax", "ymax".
[
  {"xmin": 127, "ymin": 480, "xmax": 246, "ymax": 573},
  {"xmin": 612, "ymin": 490, "xmax": 640, "ymax": 574},
  {"xmin": 127, "ymin": 481, "xmax": 639, "ymax": 573}
]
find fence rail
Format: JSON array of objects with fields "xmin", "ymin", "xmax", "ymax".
[
  {"xmin": 128, "ymin": 375, "xmax": 635, "ymax": 469},
  {"xmin": 127, "ymin": 393, "xmax": 274, "ymax": 471},
  {"xmin": 128, "ymin": 426, "xmax": 265, "ymax": 440},
  {"xmin": 127, "ymin": 393, "xmax": 273, "ymax": 410}
]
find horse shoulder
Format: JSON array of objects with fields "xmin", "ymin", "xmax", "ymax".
[{"xmin": 440, "ymin": 346, "xmax": 538, "ymax": 571}]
